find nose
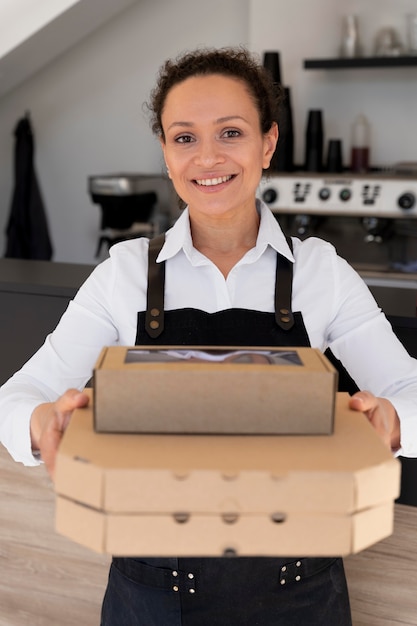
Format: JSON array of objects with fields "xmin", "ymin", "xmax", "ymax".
[{"xmin": 194, "ymin": 137, "xmax": 225, "ymax": 167}]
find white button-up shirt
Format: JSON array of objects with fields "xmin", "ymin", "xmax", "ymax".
[{"xmin": 1, "ymin": 201, "xmax": 417, "ymax": 464}]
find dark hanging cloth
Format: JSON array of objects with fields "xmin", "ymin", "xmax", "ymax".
[{"xmin": 4, "ymin": 114, "xmax": 53, "ymax": 260}]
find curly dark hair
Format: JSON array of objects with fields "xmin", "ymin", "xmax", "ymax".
[{"xmin": 147, "ymin": 47, "xmax": 283, "ymax": 140}]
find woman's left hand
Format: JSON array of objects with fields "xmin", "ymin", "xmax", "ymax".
[{"xmin": 349, "ymin": 391, "xmax": 401, "ymax": 453}]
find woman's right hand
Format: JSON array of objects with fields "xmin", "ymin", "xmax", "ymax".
[{"xmin": 30, "ymin": 389, "xmax": 89, "ymax": 479}]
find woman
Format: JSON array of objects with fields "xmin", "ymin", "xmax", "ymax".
[{"xmin": 1, "ymin": 48, "xmax": 416, "ymax": 625}]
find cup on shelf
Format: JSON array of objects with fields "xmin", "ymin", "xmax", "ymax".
[
  {"xmin": 263, "ymin": 51, "xmax": 282, "ymax": 84},
  {"xmin": 326, "ymin": 139, "xmax": 343, "ymax": 173},
  {"xmin": 304, "ymin": 109, "xmax": 323, "ymax": 172}
]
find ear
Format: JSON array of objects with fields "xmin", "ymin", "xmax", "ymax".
[{"xmin": 262, "ymin": 122, "xmax": 279, "ymax": 169}]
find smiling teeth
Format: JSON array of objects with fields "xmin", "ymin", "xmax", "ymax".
[{"xmin": 196, "ymin": 175, "xmax": 232, "ymax": 186}]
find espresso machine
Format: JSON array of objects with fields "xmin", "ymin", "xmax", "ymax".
[
  {"xmin": 259, "ymin": 171, "xmax": 417, "ymax": 317},
  {"xmin": 88, "ymin": 173, "xmax": 178, "ymax": 257}
]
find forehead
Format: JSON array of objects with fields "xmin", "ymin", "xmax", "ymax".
[{"xmin": 162, "ymin": 74, "xmax": 258, "ymax": 121}]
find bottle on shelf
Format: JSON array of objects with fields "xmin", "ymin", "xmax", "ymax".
[
  {"xmin": 340, "ymin": 15, "xmax": 362, "ymax": 58},
  {"xmin": 350, "ymin": 114, "xmax": 370, "ymax": 173}
]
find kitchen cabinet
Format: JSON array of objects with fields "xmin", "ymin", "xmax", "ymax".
[{"xmin": 0, "ymin": 258, "xmax": 93, "ymax": 385}]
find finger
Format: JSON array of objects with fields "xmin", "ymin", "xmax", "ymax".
[
  {"xmin": 367, "ymin": 416, "xmax": 391, "ymax": 449},
  {"xmin": 55, "ymin": 389, "xmax": 89, "ymax": 414},
  {"xmin": 41, "ymin": 391, "xmax": 89, "ymax": 478},
  {"xmin": 39, "ymin": 415, "xmax": 65, "ymax": 479},
  {"xmin": 348, "ymin": 390, "xmax": 377, "ymax": 413},
  {"xmin": 349, "ymin": 392, "xmax": 392, "ymax": 449},
  {"xmin": 54, "ymin": 390, "xmax": 89, "ymax": 430}
]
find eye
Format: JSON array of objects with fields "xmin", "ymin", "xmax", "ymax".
[
  {"xmin": 175, "ymin": 134, "xmax": 194, "ymax": 144},
  {"xmin": 222, "ymin": 129, "xmax": 241, "ymax": 139}
]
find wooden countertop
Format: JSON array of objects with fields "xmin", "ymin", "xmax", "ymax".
[
  {"xmin": 345, "ymin": 503, "xmax": 417, "ymax": 625},
  {"xmin": 0, "ymin": 443, "xmax": 416, "ymax": 625}
]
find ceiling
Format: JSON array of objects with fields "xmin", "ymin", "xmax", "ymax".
[{"xmin": 0, "ymin": 0, "xmax": 139, "ymax": 98}]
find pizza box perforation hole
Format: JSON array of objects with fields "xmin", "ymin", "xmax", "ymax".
[{"xmin": 173, "ymin": 512, "xmax": 190, "ymax": 524}]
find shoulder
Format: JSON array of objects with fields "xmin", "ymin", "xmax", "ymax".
[
  {"xmin": 289, "ymin": 234, "xmax": 361, "ymax": 289},
  {"xmin": 77, "ymin": 236, "xmax": 151, "ymax": 299},
  {"xmin": 290, "ymin": 235, "xmax": 339, "ymax": 265}
]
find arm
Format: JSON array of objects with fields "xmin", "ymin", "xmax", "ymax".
[
  {"xmin": 0, "ymin": 253, "xmax": 126, "ymax": 466},
  {"xmin": 291, "ymin": 237, "xmax": 417, "ymax": 457}
]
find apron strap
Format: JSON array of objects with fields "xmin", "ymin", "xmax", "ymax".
[
  {"xmin": 274, "ymin": 236, "xmax": 295, "ymax": 331},
  {"xmin": 145, "ymin": 233, "xmax": 295, "ymax": 337},
  {"xmin": 145, "ymin": 233, "xmax": 166, "ymax": 338}
]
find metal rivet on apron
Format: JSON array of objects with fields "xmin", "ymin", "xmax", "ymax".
[
  {"xmin": 150, "ymin": 308, "xmax": 160, "ymax": 317},
  {"xmin": 295, "ymin": 575, "xmax": 301, "ymax": 582},
  {"xmin": 188, "ymin": 573, "xmax": 194, "ymax": 579},
  {"xmin": 150, "ymin": 320, "xmax": 160, "ymax": 329},
  {"xmin": 281, "ymin": 565, "xmax": 287, "ymax": 572},
  {"xmin": 279, "ymin": 308, "xmax": 289, "ymax": 315},
  {"xmin": 173, "ymin": 585, "xmax": 179, "ymax": 592},
  {"xmin": 296, "ymin": 561, "xmax": 301, "ymax": 567},
  {"xmin": 280, "ymin": 316, "xmax": 290, "ymax": 323},
  {"xmin": 280, "ymin": 579, "xmax": 286, "ymax": 585},
  {"xmin": 189, "ymin": 589, "xmax": 195, "ymax": 594},
  {"xmin": 172, "ymin": 571, "xmax": 178, "ymax": 577}
]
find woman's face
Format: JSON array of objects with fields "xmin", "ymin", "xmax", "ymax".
[{"xmin": 160, "ymin": 74, "xmax": 278, "ymax": 221}]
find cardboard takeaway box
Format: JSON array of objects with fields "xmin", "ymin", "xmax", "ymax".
[
  {"xmin": 93, "ymin": 345, "xmax": 337, "ymax": 434},
  {"xmin": 55, "ymin": 391, "xmax": 401, "ymax": 557}
]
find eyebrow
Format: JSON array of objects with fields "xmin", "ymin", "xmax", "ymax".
[{"xmin": 167, "ymin": 115, "xmax": 248, "ymax": 131}]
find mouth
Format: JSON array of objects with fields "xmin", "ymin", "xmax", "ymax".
[{"xmin": 194, "ymin": 174, "xmax": 235, "ymax": 187}]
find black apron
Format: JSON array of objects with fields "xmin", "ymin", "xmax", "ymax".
[{"xmin": 101, "ymin": 235, "xmax": 352, "ymax": 626}]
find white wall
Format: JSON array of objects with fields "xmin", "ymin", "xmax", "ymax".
[
  {"xmin": 249, "ymin": 0, "xmax": 417, "ymax": 170},
  {"xmin": 0, "ymin": 0, "xmax": 249, "ymax": 264}
]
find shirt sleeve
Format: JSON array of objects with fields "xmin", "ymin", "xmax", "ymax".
[{"xmin": 294, "ymin": 237, "xmax": 417, "ymax": 458}]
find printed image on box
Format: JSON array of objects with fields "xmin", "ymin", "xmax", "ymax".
[{"xmin": 124, "ymin": 348, "xmax": 303, "ymax": 366}]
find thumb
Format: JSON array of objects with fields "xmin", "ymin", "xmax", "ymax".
[
  {"xmin": 348, "ymin": 391, "xmax": 375, "ymax": 413},
  {"xmin": 54, "ymin": 389, "xmax": 89, "ymax": 431}
]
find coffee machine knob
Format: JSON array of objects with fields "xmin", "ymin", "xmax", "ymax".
[
  {"xmin": 262, "ymin": 187, "xmax": 278, "ymax": 204},
  {"xmin": 339, "ymin": 188, "xmax": 352, "ymax": 202},
  {"xmin": 318, "ymin": 187, "xmax": 331, "ymax": 201},
  {"xmin": 398, "ymin": 192, "xmax": 416, "ymax": 211}
]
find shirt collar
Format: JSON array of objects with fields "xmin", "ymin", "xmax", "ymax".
[{"xmin": 156, "ymin": 199, "xmax": 294, "ymax": 263}]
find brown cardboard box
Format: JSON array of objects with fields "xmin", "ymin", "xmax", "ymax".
[
  {"xmin": 93, "ymin": 346, "xmax": 337, "ymax": 434},
  {"xmin": 55, "ymin": 392, "xmax": 400, "ymax": 557}
]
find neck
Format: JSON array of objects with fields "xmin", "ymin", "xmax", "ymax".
[
  {"xmin": 190, "ymin": 207, "xmax": 260, "ymax": 254},
  {"xmin": 189, "ymin": 207, "xmax": 260, "ymax": 278}
]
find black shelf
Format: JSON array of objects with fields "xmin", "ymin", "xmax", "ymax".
[{"xmin": 304, "ymin": 56, "xmax": 417, "ymax": 70}]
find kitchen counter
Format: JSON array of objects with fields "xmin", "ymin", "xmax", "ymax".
[{"xmin": 356, "ymin": 266, "xmax": 417, "ymax": 317}]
